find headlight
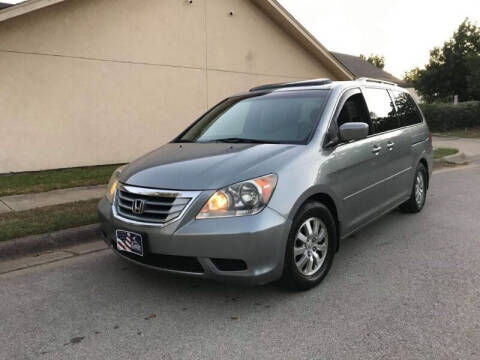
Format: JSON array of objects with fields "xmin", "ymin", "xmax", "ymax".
[
  {"xmin": 105, "ymin": 165, "xmax": 126, "ymax": 203},
  {"xmin": 197, "ymin": 174, "xmax": 277, "ymax": 219}
]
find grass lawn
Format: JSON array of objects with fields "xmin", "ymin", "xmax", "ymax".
[
  {"xmin": 0, "ymin": 199, "xmax": 99, "ymax": 241},
  {"xmin": 437, "ymin": 127, "xmax": 480, "ymax": 138},
  {"xmin": 434, "ymin": 147, "xmax": 459, "ymax": 159},
  {"xmin": 0, "ymin": 164, "xmax": 123, "ymax": 197}
]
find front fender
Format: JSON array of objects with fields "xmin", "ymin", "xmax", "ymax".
[{"xmin": 285, "ymin": 185, "xmax": 342, "ymax": 223}]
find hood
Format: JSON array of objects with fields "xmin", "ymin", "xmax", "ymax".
[{"xmin": 119, "ymin": 143, "xmax": 301, "ymax": 190}]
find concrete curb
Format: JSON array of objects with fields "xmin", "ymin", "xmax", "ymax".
[
  {"xmin": 434, "ymin": 151, "xmax": 469, "ymax": 168},
  {"xmin": 0, "ymin": 223, "xmax": 101, "ymax": 260},
  {"xmin": 432, "ymin": 134, "xmax": 461, "ymax": 139}
]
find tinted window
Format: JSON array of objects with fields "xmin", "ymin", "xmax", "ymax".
[
  {"xmin": 337, "ymin": 93, "xmax": 372, "ymax": 132},
  {"xmin": 363, "ymin": 88, "xmax": 399, "ymax": 133},
  {"xmin": 176, "ymin": 91, "xmax": 328, "ymax": 144},
  {"xmin": 392, "ymin": 91, "xmax": 423, "ymax": 126}
]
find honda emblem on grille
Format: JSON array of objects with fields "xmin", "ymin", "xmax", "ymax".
[{"xmin": 132, "ymin": 199, "xmax": 145, "ymax": 215}]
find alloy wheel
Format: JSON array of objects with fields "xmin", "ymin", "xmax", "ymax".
[
  {"xmin": 415, "ymin": 173, "xmax": 425, "ymax": 206},
  {"xmin": 294, "ymin": 217, "xmax": 328, "ymax": 276}
]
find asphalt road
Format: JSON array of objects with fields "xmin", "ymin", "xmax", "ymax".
[{"xmin": 1, "ymin": 166, "xmax": 480, "ymax": 360}]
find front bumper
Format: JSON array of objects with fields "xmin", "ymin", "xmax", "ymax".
[{"xmin": 97, "ymin": 197, "xmax": 290, "ymax": 285}]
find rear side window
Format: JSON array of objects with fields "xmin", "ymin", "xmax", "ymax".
[
  {"xmin": 391, "ymin": 91, "xmax": 423, "ymax": 126},
  {"xmin": 363, "ymin": 88, "xmax": 399, "ymax": 133}
]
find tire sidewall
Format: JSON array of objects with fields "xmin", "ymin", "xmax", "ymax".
[{"xmin": 413, "ymin": 164, "xmax": 427, "ymax": 211}]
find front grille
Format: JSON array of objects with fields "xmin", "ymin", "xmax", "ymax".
[{"xmin": 115, "ymin": 186, "xmax": 193, "ymax": 224}]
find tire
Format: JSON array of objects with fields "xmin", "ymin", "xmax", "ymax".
[
  {"xmin": 400, "ymin": 162, "xmax": 428, "ymax": 213},
  {"xmin": 282, "ymin": 201, "xmax": 337, "ymax": 291}
]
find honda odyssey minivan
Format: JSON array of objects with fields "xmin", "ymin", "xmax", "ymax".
[{"xmin": 98, "ymin": 78, "xmax": 433, "ymax": 290}]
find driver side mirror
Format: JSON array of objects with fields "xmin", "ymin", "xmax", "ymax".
[{"xmin": 339, "ymin": 122, "xmax": 369, "ymax": 142}]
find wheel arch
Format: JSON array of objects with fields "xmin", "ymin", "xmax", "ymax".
[{"xmin": 288, "ymin": 188, "xmax": 341, "ymax": 252}]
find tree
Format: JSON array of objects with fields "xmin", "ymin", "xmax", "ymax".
[
  {"xmin": 404, "ymin": 67, "xmax": 421, "ymax": 85},
  {"xmin": 404, "ymin": 18, "xmax": 480, "ymax": 102},
  {"xmin": 466, "ymin": 54, "xmax": 480, "ymax": 99},
  {"xmin": 360, "ymin": 54, "xmax": 385, "ymax": 69}
]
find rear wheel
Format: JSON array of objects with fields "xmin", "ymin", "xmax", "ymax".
[
  {"xmin": 400, "ymin": 163, "xmax": 427, "ymax": 213},
  {"xmin": 282, "ymin": 202, "xmax": 337, "ymax": 291}
]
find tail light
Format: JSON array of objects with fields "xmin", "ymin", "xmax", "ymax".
[{"xmin": 428, "ymin": 132, "xmax": 432, "ymax": 143}]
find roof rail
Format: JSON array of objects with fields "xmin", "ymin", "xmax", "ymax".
[
  {"xmin": 356, "ymin": 77, "xmax": 397, "ymax": 86},
  {"xmin": 250, "ymin": 78, "xmax": 332, "ymax": 92}
]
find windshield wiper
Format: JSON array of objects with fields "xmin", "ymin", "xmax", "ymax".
[
  {"xmin": 172, "ymin": 139, "xmax": 195, "ymax": 143},
  {"xmin": 204, "ymin": 137, "xmax": 278, "ymax": 144}
]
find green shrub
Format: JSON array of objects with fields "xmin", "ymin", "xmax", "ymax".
[{"xmin": 420, "ymin": 101, "xmax": 480, "ymax": 132}]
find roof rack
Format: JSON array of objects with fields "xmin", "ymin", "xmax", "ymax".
[
  {"xmin": 250, "ymin": 78, "xmax": 332, "ymax": 92},
  {"xmin": 356, "ymin": 77, "xmax": 397, "ymax": 86}
]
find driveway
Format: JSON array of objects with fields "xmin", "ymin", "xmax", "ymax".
[{"xmin": 1, "ymin": 166, "xmax": 479, "ymax": 360}]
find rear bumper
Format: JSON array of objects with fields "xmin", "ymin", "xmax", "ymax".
[{"xmin": 98, "ymin": 197, "xmax": 290, "ymax": 286}]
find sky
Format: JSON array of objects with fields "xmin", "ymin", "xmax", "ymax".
[
  {"xmin": 3, "ymin": 0, "xmax": 479, "ymax": 78},
  {"xmin": 279, "ymin": 0, "xmax": 480, "ymax": 78}
]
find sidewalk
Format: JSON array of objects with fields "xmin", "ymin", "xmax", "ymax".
[
  {"xmin": 0, "ymin": 185, "xmax": 105, "ymax": 214},
  {"xmin": 432, "ymin": 136, "xmax": 480, "ymax": 163}
]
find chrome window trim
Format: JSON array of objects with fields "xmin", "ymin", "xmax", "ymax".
[{"xmin": 112, "ymin": 183, "xmax": 202, "ymax": 227}]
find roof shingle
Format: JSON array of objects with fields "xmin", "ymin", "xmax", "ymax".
[
  {"xmin": 0, "ymin": 2, "xmax": 13, "ymax": 10},
  {"xmin": 331, "ymin": 52, "xmax": 405, "ymax": 86}
]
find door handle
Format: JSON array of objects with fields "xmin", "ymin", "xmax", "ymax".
[
  {"xmin": 372, "ymin": 145, "xmax": 382, "ymax": 154},
  {"xmin": 387, "ymin": 141, "xmax": 395, "ymax": 151}
]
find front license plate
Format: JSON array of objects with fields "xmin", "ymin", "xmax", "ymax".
[{"xmin": 116, "ymin": 230, "xmax": 144, "ymax": 257}]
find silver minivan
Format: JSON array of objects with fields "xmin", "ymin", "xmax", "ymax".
[{"xmin": 98, "ymin": 78, "xmax": 433, "ymax": 290}]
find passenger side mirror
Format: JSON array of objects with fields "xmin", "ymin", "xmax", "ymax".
[{"xmin": 339, "ymin": 122, "xmax": 369, "ymax": 142}]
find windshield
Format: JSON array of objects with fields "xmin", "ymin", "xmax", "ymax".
[{"xmin": 175, "ymin": 90, "xmax": 329, "ymax": 144}]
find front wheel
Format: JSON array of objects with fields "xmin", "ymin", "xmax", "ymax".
[
  {"xmin": 282, "ymin": 202, "xmax": 337, "ymax": 291},
  {"xmin": 400, "ymin": 163, "xmax": 428, "ymax": 213}
]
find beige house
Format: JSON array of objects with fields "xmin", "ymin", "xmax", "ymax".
[{"xmin": 0, "ymin": 0, "xmax": 352, "ymax": 173}]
